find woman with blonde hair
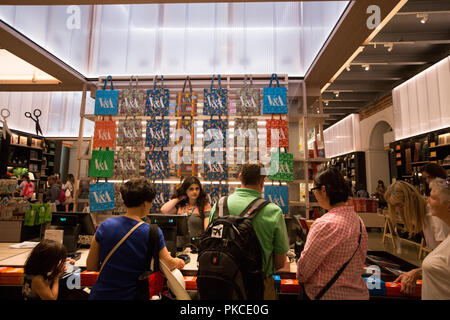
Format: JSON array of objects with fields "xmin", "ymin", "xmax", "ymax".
[{"xmin": 385, "ymin": 180, "xmax": 449, "ymax": 296}]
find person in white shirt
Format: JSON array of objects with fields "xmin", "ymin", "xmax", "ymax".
[
  {"xmin": 422, "ymin": 178, "xmax": 450, "ymax": 300},
  {"xmin": 62, "ymin": 174, "xmax": 75, "ymax": 212}
]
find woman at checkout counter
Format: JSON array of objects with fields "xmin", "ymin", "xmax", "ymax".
[
  {"xmin": 161, "ymin": 177, "xmax": 211, "ymax": 233},
  {"xmin": 86, "ymin": 178, "xmax": 185, "ymax": 300},
  {"xmin": 385, "ymin": 180, "xmax": 449, "ymax": 296}
]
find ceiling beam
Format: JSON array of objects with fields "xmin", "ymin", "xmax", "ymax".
[
  {"xmin": 305, "ymin": 0, "xmax": 407, "ymax": 90},
  {"xmin": 399, "ymin": 0, "xmax": 450, "ymax": 13},
  {"xmin": 327, "ymin": 80, "xmax": 395, "ymax": 92},
  {"xmin": 0, "ymin": 20, "xmax": 87, "ymax": 91},
  {"xmin": 322, "ymin": 91, "xmax": 377, "ymax": 102},
  {"xmin": 352, "ymin": 54, "xmax": 428, "ymax": 65},
  {"xmin": 337, "ymin": 70, "xmax": 403, "ymax": 81},
  {"xmin": 372, "ymin": 32, "xmax": 450, "ymax": 44}
]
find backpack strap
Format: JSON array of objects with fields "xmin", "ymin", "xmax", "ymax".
[
  {"xmin": 217, "ymin": 196, "xmax": 229, "ymax": 218},
  {"xmin": 240, "ymin": 198, "xmax": 270, "ymax": 219}
]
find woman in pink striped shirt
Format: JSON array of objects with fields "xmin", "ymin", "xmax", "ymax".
[{"xmin": 296, "ymin": 168, "xmax": 369, "ymax": 300}]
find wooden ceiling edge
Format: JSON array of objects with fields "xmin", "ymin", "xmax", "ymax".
[
  {"xmin": 304, "ymin": 0, "xmax": 406, "ymax": 90},
  {"xmin": 0, "ymin": 84, "xmax": 87, "ymax": 91},
  {"xmin": 0, "ymin": 20, "xmax": 87, "ymax": 89}
]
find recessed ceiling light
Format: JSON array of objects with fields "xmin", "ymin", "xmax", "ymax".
[
  {"xmin": 384, "ymin": 43, "xmax": 393, "ymax": 52},
  {"xmin": 334, "ymin": 91, "xmax": 339, "ymax": 98},
  {"xmin": 417, "ymin": 13, "xmax": 428, "ymax": 24},
  {"xmin": 362, "ymin": 64, "xmax": 370, "ymax": 71}
]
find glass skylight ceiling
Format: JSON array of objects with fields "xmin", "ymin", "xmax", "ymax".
[{"xmin": 0, "ymin": 2, "xmax": 349, "ymax": 78}]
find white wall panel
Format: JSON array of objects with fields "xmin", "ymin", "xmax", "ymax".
[
  {"xmin": 324, "ymin": 114, "xmax": 360, "ymax": 158},
  {"xmin": 392, "ymin": 55, "xmax": 450, "ymax": 140}
]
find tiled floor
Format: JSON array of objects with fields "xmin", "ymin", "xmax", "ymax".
[{"xmin": 367, "ymin": 229, "xmax": 424, "ymax": 267}]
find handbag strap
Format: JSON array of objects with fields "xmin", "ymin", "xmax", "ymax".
[
  {"xmin": 139, "ymin": 224, "xmax": 160, "ymax": 280},
  {"xmin": 103, "ymin": 75, "xmax": 114, "ymax": 91},
  {"xmin": 153, "ymin": 75, "xmax": 164, "ymax": 91},
  {"xmin": 98, "ymin": 221, "xmax": 145, "ymax": 275},
  {"xmin": 269, "ymin": 73, "xmax": 280, "ymax": 88},
  {"xmin": 314, "ymin": 220, "xmax": 363, "ymax": 300}
]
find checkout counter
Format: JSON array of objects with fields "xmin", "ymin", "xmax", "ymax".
[{"xmin": 0, "ymin": 214, "xmax": 422, "ymax": 300}]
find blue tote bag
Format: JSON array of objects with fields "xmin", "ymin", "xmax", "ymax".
[
  {"xmin": 203, "ymin": 74, "xmax": 228, "ymax": 116},
  {"xmin": 263, "ymin": 74, "xmax": 287, "ymax": 114},
  {"xmin": 264, "ymin": 185, "xmax": 289, "ymax": 214},
  {"xmin": 89, "ymin": 182, "xmax": 116, "ymax": 212},
  {"xmin": 95, "ymin": 75, "xmax": 119, "ymax": 115}
]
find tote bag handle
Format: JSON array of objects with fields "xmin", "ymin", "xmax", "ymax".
[
  {"xmin": 210, "ymin": 74, "xmax": 222, "ymax": 90},
  {"xmin": 269, "ymin": 73, "xmax": 280, "ymax": 88},
  {"xmin": 181, "ymin": 76, "xmax": 193, "ymax": 94},
  {"xmin": 103, "ymin": 75, "xmax": 114, "ymax": 91}
]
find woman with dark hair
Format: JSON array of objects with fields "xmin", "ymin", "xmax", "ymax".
[
  {"xmin": 86, "ymin": 178, "xmax": 184, "ymax": 300},
  {"xmin": 296, "ymin": 168, "xmax": 369, "ymax": 300},
  {"xmin": 420, "ymin": 163, "xmax": 447, "ymax": 196},
  {"xmin": 23, "ymin": 239, "xmax": 68, "ymax": 300},
  {"xmin": 161, "ymin": 176, "xmax": 211, "ymax": 231}
]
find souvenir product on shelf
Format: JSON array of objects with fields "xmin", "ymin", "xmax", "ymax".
[
  {"xmin": 93, "ymin": 119, "xmax": 117, "ymax": 148},
  {"xmin": 176, "ymin": 76, "xmax": 197, "ymax": 117},
  {"xmin": 268, "ymin": 152, "xmax": 293, "ymax": 182},
  {"xmin": 117, "ymin": 118, "xmax": 144, "ymax": 147},
  {"xmin": 114, "ymin": 149, "xmax": 141, "ymax": 180},
  {"xmin": 235, "ymin": 75, "xmax": 261, "ymax": 116},
  {"xmin": 119, "ymin": 76, "xmax": 146, "ymax": 116},
  {"xmin": 264, "ymin": 185, "xmax": 289, "ymax": 214},
  {"xmin": 145, "ymin": 119, "xmax": 170, "ymax": 148},
  {"xmin": 89, "ymin": 182, "xmax": 115, "ymax": 212},
  {"xmin": 266, "ymin": 115, "xmax": 288, "ymax": 148},
  {"xmin": 203, "ymin": 184, "xmax": 229, "ymax": 208},
  {"xmin": 145, "ymin": 75, "xmax": 169, "ymax": 117},
  {"xmin": 203, "ymin": 74, "xmax": 228, "ymax": 116},
  {"xmin": 263, "ymin": 73, "xmax": 287, "ymax": 114},
  {"xmin": 95, "ymin": 75, "xmax": 119, "ymax": 116},
  {"xmin": 151, "ymin": 183, "xmax": 171, "ymax": 213},
  {"xmin": 89, "ymin": 149, "xmax": 115, "ymax": 178},
  {"xmin": 145, "ymin": 151, "xmax": 170, "ymax": 180}
]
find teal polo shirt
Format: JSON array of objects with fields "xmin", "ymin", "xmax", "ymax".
[{"xmin": 208, "ymin": 188, "xmax": 289, "ymax": 277}]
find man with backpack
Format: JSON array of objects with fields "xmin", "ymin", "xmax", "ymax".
[{"xmin": 197, "ymin": 162, "xmax": 289, "ymax": 300}]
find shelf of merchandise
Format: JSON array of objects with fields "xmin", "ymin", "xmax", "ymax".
[{"xmin": 73, "ymin": 74, "xmax": 295, "ymax": 213}]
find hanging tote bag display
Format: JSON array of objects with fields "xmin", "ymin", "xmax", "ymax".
[
  {"xmin": 145, "ymin": 151, "xmax": 170, "ymax": 180},
  {"xmin": 203, "ymin": 74, "xmax": 228, "ymax": 116},
  {"xmin": 95, "ymin": 75, "xmax": 119, "ymax": 116},
  {"xmin": 266, "ymin": 115, "xmax": 289, "ymax": 148},
  {"xmin": 93, "ymin": 119, "xmax": 117, "ymax": 148},
  {"xmin": 263, "ymin": 74, "xmax": 287, "ymax": 114},
  {"xmin": 145, "ymin": 119, "xmax": 170, "ymax": 148},
  {"xmin": 119, "ymin": 76, "xmax": 146, "ymax": 116},
  {"xmin": 203, "ymin": 162, "xmax": 228, "ymax": 181},
  {"xmin": 264, "ymin": 185, "xmax": 289, "ymax": 214},
  {"xmin": 236, "ymin": 75, "xmax": 261, "ymax": 116},
  {"xmin": 114, "ymin": 149, "xmax": 141, "ymax": 180},
  {"xmin": 204, "ymin": 184, "xmax": 229, "ymax": 208},
  {"xmin": 268, "ymin": 152, "xmax": 293, "ymax": 182},
  {"xmin": 234, "ymin": 118, "xmax": 258, "ymax": 148},
  {"xmin": 151, "ymin": 183, "xmax": 171, "ymax": 213},
  {"xmin": 117, "ymin": 118, "xmax": 144, "ymax": 147},
  {"xmin": 203, "ymin": 119, "xmax": 228, "ymax": 149},
  {"xmin": 176, "ymin": 76, "xmax": 197, "ymax": 117},
  {"xmin": 175, "ymin": 118, "xmax": 197, "ymax": 177},
  {"xmin": 89, "ymin": 149, "xmax": 115, "ymax": 178},
  {"xmin": 145, "ymin": 75, "xmax": 170, "ymax": 117},
  {"xmin": 89, "ymin": 182, "xmax": 115, "ymax": 212}
]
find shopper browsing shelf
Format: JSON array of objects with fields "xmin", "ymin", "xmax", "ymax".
[
  {"xmin": 385, "ymin": 180, "xmax": 449, "ymax": 295},
  {"xmin": 422, "ymin": 178, "xmax": 450, "ymax": 299},
  {"xmin": 296, "ymin": 168, "xmax": 369, "ymax": 300},
  {"xmin": 374, "ymin": 180, "xmax": 387, "ymax": 208},
  {"xmin": 18, "ymin": 174, "xmax": 34, "ymax": 200},
  {"xmin": 23, "ymin": 239, "xmax": 74, "ymax": 300},
  {"xmin": 160, "ymin": 176, "xmax": 211, "ymax": 232},
  {"xmin": 62, "ymin": 173, "xmax": 75, "ymax": 212},
  {"xmin": 86, "ymin": 178, "xmax": 184, "ymax": 300}
]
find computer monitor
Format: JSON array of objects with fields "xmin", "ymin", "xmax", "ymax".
[
  {"xmin": 147, "ymin": 214, "xmax": 189, "ymax": 257},
  {"xmin": 49, "ymin": 212, "xmax": 96, "ymax": 254}
]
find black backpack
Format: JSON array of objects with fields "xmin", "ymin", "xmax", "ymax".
[{"xmin": 196, "ymin": 196, "xmax": 270, "ymax": 300}]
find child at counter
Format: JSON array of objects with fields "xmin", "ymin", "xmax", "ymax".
[{"xmin": 22, "ymin": 239, "xmax": 73, "ymax": 300}]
